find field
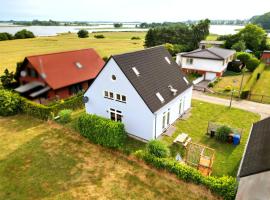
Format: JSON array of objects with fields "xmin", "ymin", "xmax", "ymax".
[
  {"xmin": 0, "ymin": 32, "xmax": 146, "ymax": 73},
  {"xmin": 0, "ymin": 115, "xmax": 220, "ymax": 200},
  {"xmin": 162, "ymin": 100, "xmax": 260, "ymax": 177},
  {"xmin": 251, "ymin": 65, "xmax": 270, "ymax": 103}
]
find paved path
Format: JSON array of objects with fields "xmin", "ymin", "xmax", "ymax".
[{"xmin": 192, "ymin": 91, "xmax": 270, "ymax": 119}]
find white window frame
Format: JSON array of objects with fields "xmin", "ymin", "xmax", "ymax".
[
  {"xmin": 186, "ymin": 58, "xmax": 193, "ymax": 65},
  {"xmin": 109, "ymin": 108, "xmax": 122, "ymax": 122},
  {"xmin": 104, "ymin": 91, "xmax": 114, "ymax": 100},
  {"xmin": 162, "ymin": 109, "xmax": 170, "ymax": 130},
  {"xmin": 115, "ymin": 93, "xmax": 127, "ymax": 103}
]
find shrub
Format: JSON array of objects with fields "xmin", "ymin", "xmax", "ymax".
[
  {"xmin": 14, "ymin": 29, "xmax": 35, "ymax": 39},
  {"xmin": 77, "ymin": 113, "xmax": 126, "ymax": 148},
  {"xmin": 114, "ymin": 23, "xmax": 123, "ymax": 28},
  {"xmin": 102, "ymin": 56, "xmax": 109, "ymax": 62},
  {"xmin": 0, "ymin": 32, "xmax": 13, "ymax": 41},
  {"xmin": 131, "ymin": 36, "xmax": 141, "ymax": 40},
  {"xmin": 224, "ymin": 85, "xmax": 232, "ymax": 92},
  {"xmin": 146, "ymin": 140, "xmax": 169, "ymax": 158},
  {"xmin": 216, "ymin": 125, "xmax": 232, "ymax": 142},
  {"xmin": 94, "ymin": 34, "xmax": 105, "ymax": 39},
  {"xmin": 135, "ymin": 150, "xmax": 237, "ymax": 200},
  {"xmin": 246, "ymin": 57, "xmax": 260, "ymax": 72},
  {"xmin": 232, "ymin": 40, "xmax": 246, "ymax": 52},
  {"xmin": 77, "ymin": 29, "xmax": 89, "ymax": 38},
  {"xmin": 0, "ymin": 68, "xmax": 14, "ymax": 88},
  {"xmin": 58, "ymin": 109, "xmax": 72, "ymax": 124},
  {"xmin": 0, "ymin": 89, "xmax": 21, "ymax": 116},
  {"xmin": 240, "ymin": 90, "xmax": 249, "ymax": 99},
  {"xmin": 236, "ymin": 52, "xmax": 252, "ymax": 65},
  {"xmin": 208, "ymin": 82, "xmax": 214, "ymax": 88}
]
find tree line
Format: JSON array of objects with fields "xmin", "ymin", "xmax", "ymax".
[
  {"xmin": 144, "ymin": 19, "xmax": 210, "ymax": 54},
  {"xmin": 0, "ymin": 29, "xmax": 35, "ymax": 41}
]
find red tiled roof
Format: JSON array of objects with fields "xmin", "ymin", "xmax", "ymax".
[{"xmin": 25, "ymin": 49, "xmax": 105, "ymax": 89}]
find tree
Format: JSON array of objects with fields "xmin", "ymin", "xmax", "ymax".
[
  {"xmin": 238, "ymin": 24, "xmax": 267, "ymax": 52},
  {"xmin": 246, "ymin": 57, "xmax": 260, "ymax": 72},
  {"xmin": 14, "ymin": 29, "xmax": 35, "ymax": 39},
  {"xmin": 0, "ymin": 68, "xmax": 14, "ymax": 88},
  {"xmin": 191, "ymin": 19, "xmax": 210, "ymax": 49},
  {"xmin": 146, "ymin": 140, "xmax": 169, "ymax": 158},
  {"xmin": 77, "ymin": 29, "xmax": 89, "ymax": 38},
  {"xmin": 236, "ymin": 52, "xmax": 252, "ymax": 65},
  {"xmin": 232, "ymin": 40, "xmax": 246, "ymax": 52},
  {"xmin": 164, "ymin": 43, "xmax": 174, "ymax": 55},
  {"xmin": 114, "ymin": 23, "xmax": 123, "ymax": 28}
]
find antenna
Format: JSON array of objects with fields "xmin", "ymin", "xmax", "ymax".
[{"xmin": 38, "ymin": 57, "xmax": 47, "ymax": 79}]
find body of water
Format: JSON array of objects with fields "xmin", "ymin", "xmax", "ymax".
[{"xmin": 0, "ymin": 23, "xmax": 269, "ymax": 37}]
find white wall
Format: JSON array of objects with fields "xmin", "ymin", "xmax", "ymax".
[
  {"xmin": 176, "ymin": 54, "xmax": 234, "ymax": 73},
  {"xmin": 84, "ymin": 58, "xmax": 155, "ymax": 141},
  {"xmin": 154, "ymin": 87, "xmax": 193, "ymax": 138}
]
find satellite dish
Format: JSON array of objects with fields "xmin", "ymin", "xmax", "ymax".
[{"xmin": 82, "ymin": 96, "xmax": 89, "ymax": 103}]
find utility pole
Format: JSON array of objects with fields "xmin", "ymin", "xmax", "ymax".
[{"xmin": 238, "ymin": 66, "xmax": 245, "ymax": 98}]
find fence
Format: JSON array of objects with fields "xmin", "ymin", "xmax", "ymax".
[{"xmin": 247, "ymin": 93, "xmax": 270, "ymax": 104}]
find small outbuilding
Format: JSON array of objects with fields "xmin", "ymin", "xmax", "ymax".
[{"xmin": 261, "ymin": 50, "xmax": 270, "ymax": 64}]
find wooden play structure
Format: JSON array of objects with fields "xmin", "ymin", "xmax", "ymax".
[{"xmin": 185, "ymin": 142, "xmax": 215, "ymax": 176}]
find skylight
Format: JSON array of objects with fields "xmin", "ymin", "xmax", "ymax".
[
  {"xmin": 165, "ymin": 57, "xmax": 171, "ymax": 64},
  {"xmin": 75, "ymin": 62, "xmax": 83, "ymax": 69},
  {"xmin": 132, "ymin": 67, "xmax": 140, "ymax": 76},
  {"xmin": 183, "ymin": 77, "xmax": 189, "ymax": 85},
  {"xmin": 156, "ymin": 92, "xmax": 165, "ymax": 103}
]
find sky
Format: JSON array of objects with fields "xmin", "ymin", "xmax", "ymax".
[{"xmin": 0, "ymin": 0, "xmax": 270, "ymax": 22}]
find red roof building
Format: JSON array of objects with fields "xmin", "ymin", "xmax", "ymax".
[
  {"xmin": 15, "ymin": 49, "xmax": 104, "ymax": 101},
  {"xmin": 261, "ymin": 50, "xmax": 270, "ymax": 64}
]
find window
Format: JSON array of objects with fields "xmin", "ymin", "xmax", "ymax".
[
  {"xmin": 165, "ymin": 57, "xmax": 171, "ymax": 64},
  {"xmin": 104, "ymin": 91, "xmax": 109, "ymax": 98},
  {"xmin": 69, "ymin": 83, "xmax": 83, "ymax": 95},
  {"xmin": 186, "ymin": 58, "xmax": 193, "ymax": 65},
  {"xmin": 162, "ymin": 110, "xmax": 170, "ymax": 130},
  {"xmin": 109, "ymin": 92, "xmax": 114, "ymax": 99},
  {"xmin": 110, "ymin": 109, "xmax": 122, "ymax": 122},
  {"xmin": 112, "ymin": 75, "xmax": 116, "ymax": 81},
  {"xmin": 156, "ymin": 92, "xmax": 165, "ymax": 103},
  {"xmin": 179, "ymin": 99, "xmax": 183, "ymax": 115},
  {"xmin": 116, "ymin": 94, "xmax": 121, "ymax": 101},
  {"xmin": 104, "ymin": 91, "xmax": 114, "ymax": 99},
  {"xmin": 132, "ymin": 67, "xmax": 140, "ymax": 76},
  {"xmin": 116, "ymin": 94, "xmax": 127, "ymax": 103},
  {"xmin": 122, "ymin": 95, "xmax": 126, "ymax": 102}
]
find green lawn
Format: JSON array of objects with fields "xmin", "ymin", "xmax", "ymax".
[
  {"xmin": 0, "ymin": 115, "xmax": 219, "ymax": 200},
  {"xmin": 251, "ymin": 65, "xmax": 270, "ymax": 103},
  {"xmin": 0, "ymin": 32, "xmax": 146, "ymax": 73},
  {"xmin": 162, "ymin": 100, "xmax": 260, "ymax": 177},
  {"xmin": 206, "ymin": 34, "xmax": 219, "ymax": 41}
]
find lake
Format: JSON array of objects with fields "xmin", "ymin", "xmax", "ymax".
[{"xmin": 0, "ymin": 23, "xmax": 269, "ymax": 37}]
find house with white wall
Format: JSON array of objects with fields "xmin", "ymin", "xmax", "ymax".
[
  {"xmin": 84, "ymin": 46, "xmax": 193, "ymax": 141},
  {"xmin": 176, "ymin": 47, "xmax": 235, "ymax": 80}
]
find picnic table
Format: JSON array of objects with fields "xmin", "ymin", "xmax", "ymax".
[{"xmin": 174, "ymin": 133, "xmax": 188, "ymax": 143}]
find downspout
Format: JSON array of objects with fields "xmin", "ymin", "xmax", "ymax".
[{"xmin": 154, "ymin": 113, "xmax": 157, "ymax": 139}]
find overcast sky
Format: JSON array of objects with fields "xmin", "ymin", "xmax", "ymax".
[{"xmin": 1, "ymin": 0, "xmax": 269, "ymax": 22}]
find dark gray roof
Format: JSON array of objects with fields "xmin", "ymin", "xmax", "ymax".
[
  {"xmin": 112, "ymin": 46, "xmax": 192, "ymax": 113},
  {"xmin": 181, "ymin": 47, "xmax": 235, "ymax": 60},
  {"xmin": 239, "ymin": 117, "xmax": 270, "ymax": 177}
]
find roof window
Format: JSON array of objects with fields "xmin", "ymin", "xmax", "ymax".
[
  {"xmin": 156, "ymin": 92, "xmax": 165, "ymax": 103},
  {"xmin": 75, "ymin": 62, "xmax": 83, "ymax": 69},
  {"xmin": 165, "ymin": 57, "xmax": 171, "ymax": 64},
  {"xmin": 183, "ymin": 77, "xmax": 189, "ymax": 85},
  {"xmin": 132, "ymin": 67, "xmax": 140, "ymax": 76}
]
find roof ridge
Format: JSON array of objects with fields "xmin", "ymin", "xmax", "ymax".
[
  {"xmin": 205, "ymin": 48, "xmax": 224, "ymax": 59},
  {"xmin": 112, "ymin": 45, "xmax": 165, "ymax": 57},
  {"xmin": 26, "ymin": 48, "xmax": 95, "ymax": 58}
]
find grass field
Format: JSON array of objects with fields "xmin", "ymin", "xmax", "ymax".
[
  {"xmin": 162, "ymin": 100, "xmax": 260, "ymax": 177},
  {"xmin": 0, "ymin": 115, "xmax": 220, "ymax": 200},
  {"xmin": 251, "ymin": 65, "xmax": 270, "ymax": 103},
  {"xmin": 0, "ymin": 32, "xmax": 146, "ymax": 73}
]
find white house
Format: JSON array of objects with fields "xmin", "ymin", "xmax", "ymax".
[
  {"xmin": 84, "ymin": 46, "xmax": 193, "ymax": 141},
  {"xmin": 176, "ymin": 47, "xmax": 235, "ymax": 81},
  {"xmin": 236, "ymin": 117, "xmax": 270, "ymax": 200}
]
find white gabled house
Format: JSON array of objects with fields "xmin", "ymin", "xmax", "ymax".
[
  {"xmin": 176, "ymin": 47, "xmax": 236, "ymax": 81},
  {"xmin": 84, "ymin": 46, "xmax": 193, "ymax": 141}
]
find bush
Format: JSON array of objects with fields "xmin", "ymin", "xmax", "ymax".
[
  {"xmin": 77, "ymin": 29, "xmax": 89, "ymax": 38},
  {"xmin": 232, "ymin": 40, "xmax": 246, "ymax": 52},
  {"xmin": 246, "ymin": 57, "xmax": 260, "ymax": 72},
  {"xmin": 0, "ymin": 68, "xmax": 14, "ymax": 88},
  {"xmin": 0, "ymin": 89, "xmax": 21, "ymax": 116},
  {"xmin": 216, "ymin": 125, "xmax": 232, "ymax": 142},
  {"xmin": 102, "ymin": 56, "xmax": 109, "ymax": 62},
  {"xmin": 14, "ymin": 29, "xmax": 35, "ymax": 39},
  {"xmin": 236, "ymin": 52, "xmax": 252, "ymax": 65},
  {"xmin": 94, "ymin": 34, "xmax": 105, "ymax": 39},
  {"xmin": 135, "ymin": 150, "xmax": 237, "ymax": 200},
  {"xmin": 208, "ymin": 82, "xmax": 214, "ymax": 88},
  {"xmin": 58, "ymin": 109, "xmax": 72, "ymax": 124},
  {"xmin": 131, "ymin": 36, "xmax": 141, "ymax": 40},
  {"xmin": 114, "ymin": 23, "xmax": 123, "ymax": 28},
  {"xmin": 77, "ymin": 113, "xmax": 126, "ymax": 148},
  {"xmin": 224, "ymin": 85, "xmax": 232, "ymax": 92},
  {"xmin": 146, "ymin": 140, "xmax": 169, "ymax": 158},
  {"xmin": 0, "ymin": 32, "xmax": 13, "ymax": 41},
  {"xmin": 240, "ymin": 90, "xmax": 249, "ymax": 99}
]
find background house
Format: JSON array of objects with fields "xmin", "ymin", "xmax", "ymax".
[
  {"xmin": 236, "ymin": 117, "xmax": 270, "ymax": 200},
  {"xmin": 15, "ymin": 49, "xmax": 104, "ymax": 101},
  {"xmin": 176, "ymin": 47, "xmax": 236, "ymax": 81},
  {"xmin": 261, "ymin": 50, "xmax": 270, "ymax": 64},
  {"xmin": 84, "ymin": 46, "xmax": 193, "ymax": 141}
]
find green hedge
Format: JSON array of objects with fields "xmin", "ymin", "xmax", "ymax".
[
  {"xmin": 0, "ymin": 89, "xmax": 22, "ymax": 116},
  {"xmin": 77, "ymin": 113, "xmax": 126, "ymax": 148},
  {"xmin": 241, "ymin": 63, "xmax": 266, "ymax": 99},
  {"xmin": 135, "ymin": 150, "xmax": 237, "ymax": 200}
]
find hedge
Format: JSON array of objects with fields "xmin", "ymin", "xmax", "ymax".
[
  {"xmin": 77, "ymin": 113, "xmax": 126, "ymax": 148},
  {"xmin": 0, "ymin": 88, "xmax": 84, "ymax": 120},
  {"xmin": 241, "ymin": 63, "xmax": 266, "ymax": 99},
  {"xmin": 135, "ymin": 150, "xmax": 237, "ymax": 200}
]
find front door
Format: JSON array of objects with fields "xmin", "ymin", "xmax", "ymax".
[{"xmin": 162, "ymin": 110, "xmax": 170, "ymax": 130}]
